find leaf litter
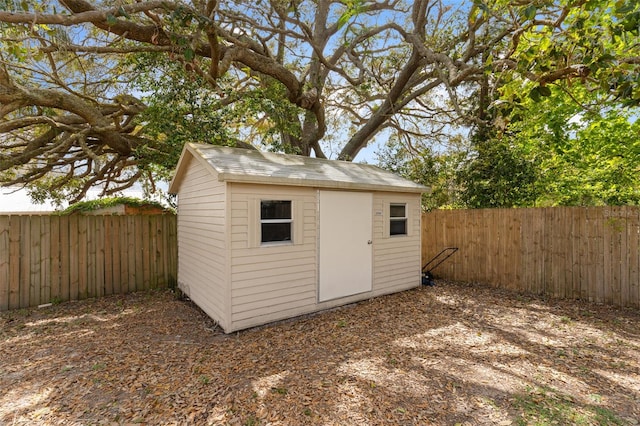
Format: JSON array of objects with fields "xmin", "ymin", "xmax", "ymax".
[{"xmin": 1, "ymin": 281, "xmax": 639, "ymax": 425}]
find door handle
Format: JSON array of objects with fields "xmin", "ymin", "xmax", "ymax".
[{"xmin": 367, "ymin": 240, "xmax": 373, "ymax": 245}]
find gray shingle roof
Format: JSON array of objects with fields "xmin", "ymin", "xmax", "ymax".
[{"xmin": 170, "ymin": 143, "xmax": 428, "ymax": 193}]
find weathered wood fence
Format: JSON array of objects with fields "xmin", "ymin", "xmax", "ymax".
[
  {"xmin": 0, "ymin": 215, "xmax": 177, "ymax": 311},
  {"xmin": 4, "ymin": 208, "xmax": 638, "ymax": 311},
  {"xmin": 422, "ymin": 207, "xmax": 640, "ymax": 308}
]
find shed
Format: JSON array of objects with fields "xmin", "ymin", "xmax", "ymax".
[{"xmin": 168, "ymin": 143, "xmax": 428, "ymax": 333}]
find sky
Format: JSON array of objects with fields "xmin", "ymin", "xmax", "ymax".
[
  {"xmin": 0, "ymin": 187, "xmax": 147, "ymax": 213},
  {"xmin": 0, "ymin": 187, "xmax": 54, "ymax": 213}
]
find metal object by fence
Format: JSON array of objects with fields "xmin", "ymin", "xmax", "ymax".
[{"xmin": 422, "ymin": 207, "xmax": 640, "ymax": 308}]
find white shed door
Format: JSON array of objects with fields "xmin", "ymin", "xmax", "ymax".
[{"xmin": 318, "ymin": 191, "xmax": 373, "ymax": 302}]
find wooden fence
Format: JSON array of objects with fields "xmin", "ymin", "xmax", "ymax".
[
  {"xmin": 0, "ymin": 214, "xmax": 177, "ymax": 311},
  {"xmin": 422, "ymin": 207, "xmax": 640, "ymax": 308}
]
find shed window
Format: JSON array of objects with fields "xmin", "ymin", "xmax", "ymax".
[
  {"xmin": 390, "ymin": 203, "xmax": 407, "ymax": 236},
  {"xmin": 261, "ymin": 200, "xmax": 292, "ymax": 243}
]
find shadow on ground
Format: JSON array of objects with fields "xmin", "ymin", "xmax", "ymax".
[{"xmin": 1, "ymin": 281, "xmax": 639, "ymax": 425}]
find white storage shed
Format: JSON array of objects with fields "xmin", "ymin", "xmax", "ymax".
[{"xmin": 168, "ymin": 143, "xmax": 427, "ymax": 333}]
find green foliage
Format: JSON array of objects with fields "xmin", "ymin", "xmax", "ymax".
[
  {"xmin": 502, "ymin": 85, "xmax": 640, "ymax": 207},
  {"xmin": 501, "ymin": 0, "xmax": 640, "ymax": 106},
  {"xmin": 381, "ymin": 83, "xmax": 639, "ymax": 209},
  {"xmin": 375, "ymin": 139, "xmax": 466, "ymax": 210},
  {"xmin": 227, "ymin": 78, "xmax": 303, "ymax": 154},
  {"xmin": 337, "ymin": 0, "xmax": 365, "ymax": 29},
  {"xmin": 541, "ymin": 112, "xmax": 640, "ymax": 206},
  {"xmin": 458, "ymin": 137, "xmax": 539, "ymax": 209},
  {"xmin": 129, "ymin": 52, "xmax": 302, "ymax": 162},
  {"xmin": 26, "ymin": 176, "xmax": 88, "ymax": 208},
  {"xmin": 60, "ymin": 197, "xmax": 169, "ymax": 215},
  {"xmin": 129, "ymin": 53, "xmax": 235, "ymax": 179}
]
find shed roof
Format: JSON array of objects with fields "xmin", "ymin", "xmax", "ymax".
[{"xmin": 169, "ymin": 143, "xmax": 428, "ymax": 194}]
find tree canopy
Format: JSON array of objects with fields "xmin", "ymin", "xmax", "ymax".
[
  {"xmin": 386, "ymin": 83, "xmax": 640, "ymax": 209},
  {"xmin": 0, "ymin": 0, "xmax": 638, "ymax": 202}
]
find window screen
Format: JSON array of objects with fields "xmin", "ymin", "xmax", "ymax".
[
  {"xmin": 390, "ymin": 203, "xmax": 407, "ymax": 236},
  {"xmin": 260, "ymin": 200, "xmax": 292, "ymax": 243}
]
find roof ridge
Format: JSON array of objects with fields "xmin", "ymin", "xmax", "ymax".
[{"xmin": 170, "ymin": 143, "xmax": 428, "ymax": 194}]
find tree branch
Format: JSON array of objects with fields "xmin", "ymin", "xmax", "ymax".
[{"xmin": 0, "ymin": 1, "xmax": 172, "ymax": 25}]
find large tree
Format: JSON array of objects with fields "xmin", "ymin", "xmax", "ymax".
[
  {"xmin": 388, "ymin": 83, "xmax": 640, "ymax": 209},
  {"xmin": 1, "ymin": 0, "xmax": 638, "ymax": 202}
]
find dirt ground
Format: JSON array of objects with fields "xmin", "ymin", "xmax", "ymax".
[{"xmin": 1, "ymin": 280, "xmax": 639, "ymax": 425}]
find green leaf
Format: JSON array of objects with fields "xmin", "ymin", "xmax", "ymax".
[
  {"xmin": 183, "ymin": 47, "xmax": 195, "ymax": 61},
  {"xmin": 523, "ymin": 5, "xmax": 536, "ymax": 21},
  {"xmin": 117, "ymin": 6, "xmax": 130, "ymax": 19},
  {"xmin": 615, "ymin": 1, "xmax": 636, "ymax": 14},
  {"xmin": 337, "ymin": 10, "xmax": 354, "ymax": 29},
  {"xmin": 337, "ymin": 0, "xmax": 364, "ymax": 29},
  {"xmin": 529, "ymin": 86, "xmax": 542, "ymax": 102},
  {"xmin": 538, "ymin": 86, "xmax": 552, "ymax": 97},
  {"xmin": 106, "ymin": 14, "xmax": 117, "ymax": 26}
]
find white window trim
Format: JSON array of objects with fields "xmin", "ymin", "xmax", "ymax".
[
  {"xmin": 390, "ymin": 203, "xmax": 408, "ymax": 237},
  {"xmin": 260, "ymin": 200, "xmax": 294, "ymax": 245}
]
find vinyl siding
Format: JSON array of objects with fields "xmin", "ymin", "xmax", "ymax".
[
  {"xmin": 176, "ymin": 155, "xmax": 229, "ymax": 330},
  {"xmin": 228, "ymin": 183, "xmax": 317, "ymax": 331},
  {"xmin": 372, "ymin": 192, "xmax": 422, "ymax": 295}
]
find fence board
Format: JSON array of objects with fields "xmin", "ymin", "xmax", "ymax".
[
  {"xmin": 460, "ymin": 210, "xmax": 470, "ymax": 282},
  {"xmin": 29, "ymin": 216, "xmax": 41, "ymax": 306},
  {"xmin": 86, "ymin": 215, "xmax": 96, "ymax": 298},
  {"xmin": 603, "ymin": 208, "xmax": 613, "ymax": 304},
  {"xmin": 8, "ymin": 216, "xmax": 20, "ymax": 309},
  {"xmin": 548, "ymin": 208, "xmax": 560, "ymax": 298},
  {"xmin": 575, "ymin": 208, "xmax": 586, "ymax": 300},
  {"xmin": 559, "ymin": 208, "xmax": 571, "ymax": 299},
  {"xmin": 104, "ymin": 216, "xmax": 114, "ymax": 295},
  {"xmin": 60, "ymin": 216, "xmax": 70, "ymax": 303},
  {"xmin": 509, "ymin": 210, "xmax": 522, "ymax": 290},
  {"xmin": 584, "ymin": 208, "xmax": 594, "ymax": 302},
  {"xmin": 448, "ymin": 210, "xmax": 458, "ymax": 280},
  {"xmin": 421, "ymin": 212, "xmax": 430, "ymax": 271},
  {"xmin": 0, "ymin": 214, "xmax": 176, "ymax": 311},
  {"xmin": 423, "ymin": 207, "xmax": 640, "ymax": 309},
  {"xmin": 426, "ymin": 210, "xmax": 440, "ymax": 272},
  {"xmin": 471, "ymin": 211, "xmax": 479, "ymax": 282},
  {"xmin": 79, "ymin": 217, "xmax": 90, "ymax": 299},
  {"xmin": 142, "ymin": 215, "xmax": 151, "ymax": 290},
  {"xmin": 41, "ymin": 216, "xmax": 51, "ymax": 305},
  {"xmin": 499, "ymin": 210, "xmax": 508, "ymax": 288},
  {"xmin": 119, "ymin": 216, "xmax": 128, "ymax": 294},
  {"xmin": 96, "ymin": 217, "xmax": 105, "ymax": 297},
  {"xmin": 113, "ymin": 216, "xmax": 124, "ymax": 294},
  {"xmin": 135, "ymin": 216, "xmax": 145, "ymax": 291},
  {"xmin": 533, "ymin": 208, "xmax": 546, "ymax": 294},
  {"xmin": 472, "ymin": 210, "xmax": 482, "ymax": 282},
  {"xmin": 0, "ymin": 216, "xmax": 8, "ymax": 311},
  {"xmin": 620, "ymin": 207, "xmax": 630, "ymax": 306},
  {"xmin": 628, "ymin": 208, "xmax": 640, "ymax": 308},
  {"xmin": 50, "ymin": 216, "xmax": 61, "ymax": 303},
  {"xmin": 594, "ymin": 207, "xmax": 605, "ymax": 303},
  {"xmin": 126, "ymin": 216, "xmax": 136, "ymax": 293},
  {"xmin": 20, "ymin": 216, "xmax": 31, "ymax": 307}
]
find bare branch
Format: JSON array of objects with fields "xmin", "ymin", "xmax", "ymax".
[{"xmin": 0, "ymin": 1, "xmax": 173, "ymax": 25}]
